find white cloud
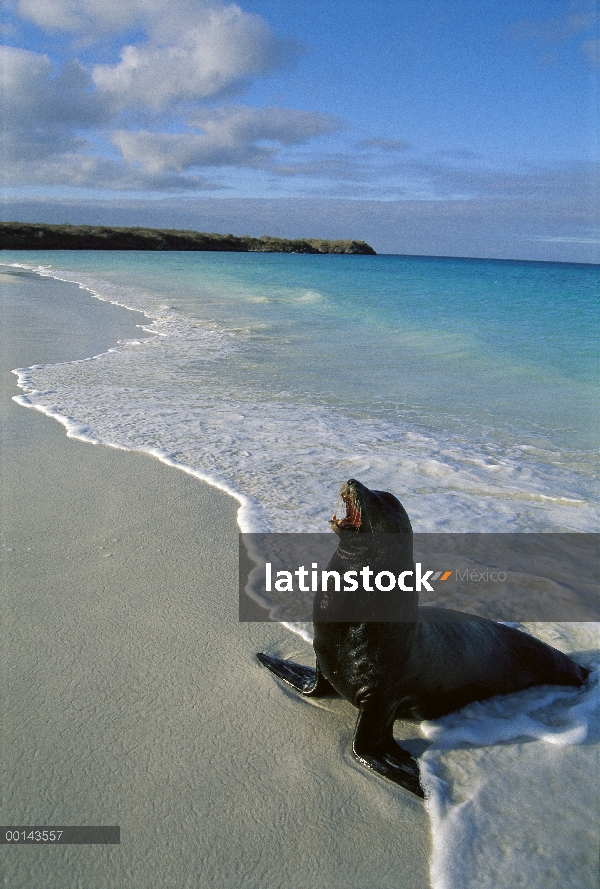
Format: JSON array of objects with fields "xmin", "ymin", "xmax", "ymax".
[
  {"xmin": 190, "ymin": 105, "xmax": 342, "ymax": 146},
  {"xmin": 92, "ymin": 5, "xmax": 298, "ymax": 111},
  {"xmin": 16, "ymin": 0, "xmax": 174, "ymax": 34},
  {"xmin": 0, "ymin": 45, "xmax": 106, "ymax": 159},
  {"xmin": 1, "ymin": 4, "xmax": 321, "ymax": 190},
  {"xmin": 1, "ymin": 147, "xmax": 225, "ymax": 191},
  {"xmin": 111, "ymin": 106, "xmax": 341, "ymax": 173},
  {"xmin": 1, "ymin": 45, "xmax": 76, "ymax": 121},
  {"xmin": 111, "ymin": 129, "xmax": 271, "ymax": 173},
  {"xmin": 0, "ymin": 44, "xmax": 218, "ymax": 191}
]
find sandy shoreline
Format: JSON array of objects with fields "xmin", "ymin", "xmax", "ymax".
[{"xmin": 0, "ymin": 268, "xmax": 431, "ymax": 889}]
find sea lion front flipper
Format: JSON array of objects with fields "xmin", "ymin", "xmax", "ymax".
[
  {"xmin": 256, "ymin": 653, "xmax": 337, "ymax": 697},
  {"xmin": 352, "ymin": 704, "xmax": 424, "ymax": 798}
]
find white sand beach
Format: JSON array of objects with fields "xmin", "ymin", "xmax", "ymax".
[{"xmin": 0, "ymin": 270, "xmax": 431, "ymax": 889}]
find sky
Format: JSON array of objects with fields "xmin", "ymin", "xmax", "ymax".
[{"xmin": 1, "ymin": 0, "xmax": 598, "ymax": 260}]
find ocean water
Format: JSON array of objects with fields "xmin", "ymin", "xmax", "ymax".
[{"xmin": 3, "ymin": 251, "xmax": 599, "ymax": 888}]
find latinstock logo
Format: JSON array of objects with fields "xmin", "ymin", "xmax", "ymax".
[
  {"xmin": 239, "ymin": 532, "xmax": 600, "ymax": 623},
  {"xmin": 265, "ymin": 562, "xmax": 454, "ymax": 593}
]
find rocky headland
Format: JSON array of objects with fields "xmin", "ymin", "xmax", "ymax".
[{"xmin": 0, "ymin": 222, "xmax": 376, "ymax": 254}]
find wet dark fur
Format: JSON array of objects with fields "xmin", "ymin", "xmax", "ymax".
[{"xmin": 314, "ymin": 479, "xmax": 588, "ymax": 720}]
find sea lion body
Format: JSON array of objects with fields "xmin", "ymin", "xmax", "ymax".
[
  {"xmin": 314, "ymin": 609, "xmax": 586, "ymax": 721},
  {"xmin": 258, "ymin": 479, "xmax": 589, "ymax": 796}
]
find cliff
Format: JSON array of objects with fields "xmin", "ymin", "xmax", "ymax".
[{"xmin": 0, "ymin": 223, "xmax": 376, "ymax": 255}]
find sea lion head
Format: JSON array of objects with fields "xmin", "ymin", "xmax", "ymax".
[{"xmin": 329, "ymin": 479, "xmax": 412, "ymax": 536}]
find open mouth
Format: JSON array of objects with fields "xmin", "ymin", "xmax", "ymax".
[{"xmin": 331, "ymin": 491, "xmax": 362, "ymax": 530}]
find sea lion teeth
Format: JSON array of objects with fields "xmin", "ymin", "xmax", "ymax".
[{"xmin": 257, "ymin": 478, "xmax": 589, "ymax": 799}]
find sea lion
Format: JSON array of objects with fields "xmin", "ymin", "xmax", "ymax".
[{"xmin": 257, "ymin": 479, "xmax": 589, "ymax": 798}]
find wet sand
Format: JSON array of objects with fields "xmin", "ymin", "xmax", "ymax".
[{"xmin": 0, "ymin": 267, "xmax": 431, "ymax": 888}]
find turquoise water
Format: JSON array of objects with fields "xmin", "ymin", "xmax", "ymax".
[
  {"xmin": 10, "ymin": 251, "xmax": 598, "ymax": 431},
  {"xmin": 3, "ymin": 250, "xmax": 599, "ymax": 532}
]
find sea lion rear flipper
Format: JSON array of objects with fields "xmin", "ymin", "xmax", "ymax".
[
  {"xmin": 256, "ymin": 653, "xmax": 337, "ymax": 697},
  {"xmin": 352, "ymin": 705, "xmax": 424, "ymax": 798}
]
